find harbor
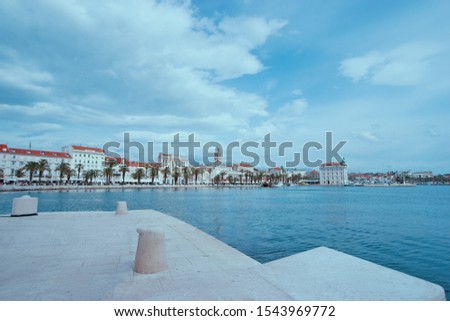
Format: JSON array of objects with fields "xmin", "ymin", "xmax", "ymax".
[
  {"xmin": 1, "ymin": 185, "xmax": 449, "ymax": 300},
  {"xmin": 0, "ymin": 208, "xmax": 445, "ymax": 300}
]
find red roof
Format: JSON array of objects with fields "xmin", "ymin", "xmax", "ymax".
[
  {"xmin": 234, "ymin": 163, "xmax": 253, "ymax": 168},
  {"xmin": 107, "ymin": 157, "xmax": 159, "ymax": 168},
  {"xmin": 0, "ymin": 144, "xmax": 10, "ymax": 153},
  {"xmin": 71, "ymin": 145, "xmax": 103, "ymax": 153},
  {"xmin": 9, "ymin": 148, "xmax": 71, "ymax": 159},
  {"xmin": 320, "ymin": 162, "xmax": 346, "ymax": 167}
]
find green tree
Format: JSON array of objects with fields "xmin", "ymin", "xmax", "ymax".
[
  {"xmin": 75, "ymin": 163, "xmax": 84, "ymax": 180},
  {"xmin": 37, "ymin": 159, "xmax": 49, "ymax": 184},
  {"xmin": 192, "ymin": 167, "xmax": 200, "ymax": 185},
  {"xmin": 23, "ymin": 161, "xmax": 39, "ymax": 184},
  {"xmin": 85, "ymin": 169, "xmax": 98, "ymax": 185},
  {"xmin": 207, "ymin": 167, "xmax": 212, "ymax": 184},
  {"xmin": 55, "ymin": 162, "xmax": 70, "ymax": 184},
  {"xmin": 132, "ymin": 168, "xmax": 145, "ymax": 184},
  {"xmin": 150, "ymin": 166, "xmax": 159, "ymax": 184},
  {"xmin": 144, "ymin": 163, "xmax": 151, "ymax": 180},
  {"xmin": 182, "ymin": 166, "xmax": 190, "ymax": 185},
  {"xmin": 66, "ymin": 169, "xmax": 76, "ymax": 184},
  {"xmin": 119, "ymin": 165, "xmax": 128, "ymax": 185},
  {"xmin": 15, "ymin": 168, "xmax": 25, "ymax": 182},
  {"xmin": 162, "ymin": 166, "xmax": 170, "ymax": 184},
  {"xmin": 103, "ymin": 167, "xmax": 113, "ymax": 185},
  {"xmin": 172, "ymin": 167, "xmax": 180, "ymax": 185}
]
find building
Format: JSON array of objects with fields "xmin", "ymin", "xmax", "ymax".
[
  {"xmin": 62, "ymin": 145, "xmax": 105, "ymax": 178},
  {"xmin": 0, "ymin": 143, "xmax": 72, "ymax": 183},
  {"xmin": 157, "ymin": 153, "xmax": 190, "ymax": 184},
  {"xmin": 412, "ymin": 171, "xmax": 433, "ymax": 179},
  {"xmin": 319, "ymin": 161, "xmax": 348, "ymax": 185},
  {"xmin": 232, "ymin": 162, "xmax": 255, "ymax": 173}
]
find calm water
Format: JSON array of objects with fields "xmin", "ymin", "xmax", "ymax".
[{"xmin": 1, "ymin": 185, "xmax": 449, "ymax": 299}]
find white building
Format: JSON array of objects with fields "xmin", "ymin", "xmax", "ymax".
[
  {"xmin": 62, "ymin": 145, "xmax": 105, "ymax": 177},
  {"xmin": 412, "ymin": 171, "xmax": 433, "ymax": 179},
  {"xmin": 319, "ymin": 161, "xmax": 348, "ymax": 185},
  {"xmin": 157, "ymin": 153, "xmax": 190, "ymax": 184},
  {"xmin": 0, "ymin": 143, "xmax": 72, "ymax": 183}
]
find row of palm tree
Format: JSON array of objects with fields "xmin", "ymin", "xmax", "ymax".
[{"xmin": 15, "ymin": 159, "xmax": 279, "ymax": 186}]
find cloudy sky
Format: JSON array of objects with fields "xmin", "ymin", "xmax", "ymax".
[{"xmin": 1, "ymin": 0, "xmax": 449, "ymax": 172}]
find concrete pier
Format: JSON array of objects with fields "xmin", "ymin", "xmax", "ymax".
[{"xmin": 0, "ymin": 210, "xmax": 445, "ymax": 300}]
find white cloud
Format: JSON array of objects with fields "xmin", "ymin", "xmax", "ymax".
[
  {"xmin": 291, "ymin": 89, "xmax": 303, "ymax": 96},
  {"xmin": 339, "ymin": 42, "xmax": 442, "ymax": 86},
  {"xmin": 277, "ymin": 99, "xmax": 308, "ymax": 117},
  {"xmin": 352, "ymin": 131, "xmax": 379, "ymax": 143},
  {"xmin": 0, "ymin": 59, "xmax": 53, "ymax": 95}
]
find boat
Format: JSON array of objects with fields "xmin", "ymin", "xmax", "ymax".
[{"xmin": 261, "ymin": 181, "xmax": 271, "ymax": 188}]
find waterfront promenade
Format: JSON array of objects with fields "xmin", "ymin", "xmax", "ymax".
[
  {"xmin": 0, "ymin": 209, "xmax": 445, "ymax": 300},
  {"xmin": 0, "ymin": 184, "xmax": 259, "ymax": 193}
]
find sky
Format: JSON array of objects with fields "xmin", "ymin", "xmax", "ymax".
[{"xmin": 1, "ymin": 0, "xmax": 449, "ymax": 173}]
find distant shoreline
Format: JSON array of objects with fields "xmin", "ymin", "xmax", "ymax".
[{"xmin": 0, "ymin": 184, "xmax": 261, "ymax": 193}]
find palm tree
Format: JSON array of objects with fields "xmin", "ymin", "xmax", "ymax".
[
  {"xmin": 207, "ymin": 167, "xmax": 213, "ymax": 184},
  {"xmin": 198, "ymin": 167, "xmax": 204, "ymax": 184},
  {"xmin": 192, "ymin": 167, "xmax": 200, "ymax": 185},
  {"xmin": 23, "ymin": 161, "xmax": 39, "ymax": 184},
  {"xmin": 227, "ymin": 175, "xmax": 234, "ymax": 185},
  {"xmin": 119, "ymin": 165, "xmax": 128, "ymax": 185},
  {"xmin": 150, "ymin": 166, "xmax": 159, "ymax": 185},
  {"xmin": 85, "ymin": 169, "xmax": 98, "ymax": 185},
  {"xmin": 55, "ymin": 162, "xmax": 70, "ymax": 184},
  {"xmin": 172, "ymin": 167, "xmax": 180, "ymax": 185},
  {"xmin": 220, "ymin": 171, "xmax": 226, "ymax": 184},
  {"xmin": 248, "ymin": 172, "xmax": 254, "ymax": 185},
  {"xmin": 66, "ymin": 169, "xmax": 76, "ymax": 184},
  {"xmin": 75, "ymin": 163, "xmax": 84, "ymax": 180},
  {"xmin": 15, "ymin": 168, "xmax": 25, "ymax": 183},
  {"xmin": 162, "ymin": 166, "xmax": 170, "ymax": 184},
  {"xmin": 182, "ymin": 166, "xmax": 190, "ymax": 185},
  {"xmin": 144, "ymin": 163, "xmax": 151, "ymax": 181},
  {"xmin": 37, "ymin": 159, "xmax": 49, "ymax": 184},
  {"xmin": 103, "ymin": 167, "xmax": 113, "ymax": 185},
  {"xmin": 213, "ymin": 174, "xmax": 220, "ymax": 185},
  {"xmin": 132, "ymin": 168, "xmax": 145, "ymax": 184}
]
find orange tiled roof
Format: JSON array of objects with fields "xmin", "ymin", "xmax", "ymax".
[
  {"xmin": 320, "ymin": 162, "xmax": 346, "ymax": 167},
  {"xmin": 9, "ymin": 148, "xmax": 71, "ymax": 159},
  {"xmin": 71, "ymin": 145, "xmax": 104, "ymax": 153}
]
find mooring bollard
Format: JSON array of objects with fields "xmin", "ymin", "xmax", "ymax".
[
  {"xmin": 11, "ymin": 195, "xmax": 38, "ymax": 217},
  {"xmin": 115, "ymin": 201, "xmax": 128, "ymax": 215},
  {"xmin": 134, "ymin": 227, "xmax": 168, "ymax": 274}
]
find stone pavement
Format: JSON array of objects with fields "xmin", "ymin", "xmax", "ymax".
[{"xmin": 0, "ymin": 210, "xmax": 445, "ymax": 300}]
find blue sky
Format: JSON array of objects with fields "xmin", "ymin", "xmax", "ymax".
[{"xmin": 1, "ymin": 0, "xmax": 449, "ymax": 172}]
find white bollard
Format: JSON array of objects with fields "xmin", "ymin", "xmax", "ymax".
[
  {"xmin": 115, "ymin": 201, "xmax": 128, "ymax": 215},
  {"xmin": 11, "ymin": 195, "xmax": 38, "ymax": 217},
  {"xmin": 134, "ymin": 227, "xmax": 168, "ymax": 274}
]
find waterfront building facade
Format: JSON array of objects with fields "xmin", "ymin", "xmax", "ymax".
[
  {"xmin": 0, "ymin": 144, "xmax": 72, "ymax": 183},
  {"xmin": 62, "ymin": 145, "xmax": 105, "ymax": 177},
  {"xmin": 319, "ymin": 161, "xmax": 348, "ymax": 185}
]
